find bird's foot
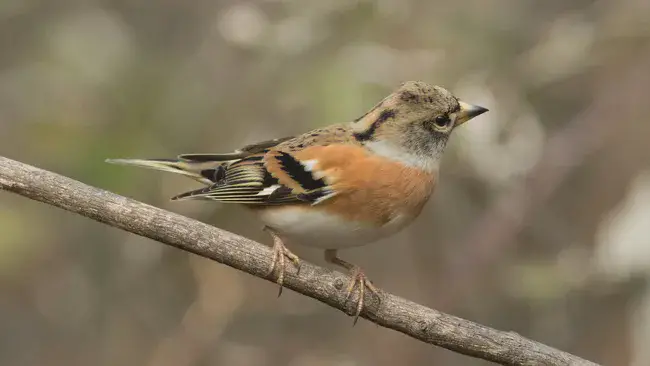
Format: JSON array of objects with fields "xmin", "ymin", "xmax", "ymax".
[
  {"xmin": 325, "ymin": 249, "xmax": 381, "ymax": 325},
  {"xmin": 264, "ymin": 227, "xmax": 300, "ymax": 296},
  {"xmin": 343, "ymin": 266, "xmax": 380, "ymax": 325}
]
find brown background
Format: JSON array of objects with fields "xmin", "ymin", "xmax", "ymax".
[{"xmin": 2, "ymin": 1, "xmax": 650, "ymax": 365}]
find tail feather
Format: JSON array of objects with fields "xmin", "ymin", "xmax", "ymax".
[{"xmin": 105, "ymin": 158, "xmax": 225, "ymax": 185}]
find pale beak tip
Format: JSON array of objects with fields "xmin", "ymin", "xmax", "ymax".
[{"xmin": 467, "ymin": 105, "xmax": 489, "ymax": 119}]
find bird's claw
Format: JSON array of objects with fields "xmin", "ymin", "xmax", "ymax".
[
  {"xmin": 264, "ymin": 227, "xmax": 300, "ymax": 296},
  {"xmin": 344, "ymin": 268, "xmax": 380, "ymax": 325}
]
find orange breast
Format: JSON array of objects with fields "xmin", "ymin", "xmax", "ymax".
[{"xmin": 293, "ymin": 144, "xmax": 437, "ymax": 226}]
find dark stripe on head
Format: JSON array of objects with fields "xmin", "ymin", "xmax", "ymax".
[
  {"xmin": 353, "ymin": 109, "xmax": 396, "ymax": 142},
  {"xmin": 276, "ymin": 151, "xmax": 327, "ymax": 190}
]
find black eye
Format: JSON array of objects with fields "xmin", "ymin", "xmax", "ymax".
[{"xmin": 434, "ymin": 115, "xmax": 451, "ymax": 127}]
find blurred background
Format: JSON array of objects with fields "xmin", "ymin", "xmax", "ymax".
[{"xmin": 1, "ymin": 0, "xmax": 650, "ymax": 365}]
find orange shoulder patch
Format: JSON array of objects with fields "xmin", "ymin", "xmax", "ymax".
[{"xmin": 263, "ymin": 150, "xmax": 328, "ymax": 193}]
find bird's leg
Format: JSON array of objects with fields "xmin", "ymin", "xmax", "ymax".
[
  {"xmin": 264, "ymin": 226, "xmax": 300, "ymax": 296},
  {"xmin": 324, "ymin": 249, "xmax": 379, "ymax": 325}
]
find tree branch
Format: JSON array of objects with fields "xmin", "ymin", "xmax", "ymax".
[{"xmin": 0, "ymin": 156, "xmax": 598, "ymax": 366}]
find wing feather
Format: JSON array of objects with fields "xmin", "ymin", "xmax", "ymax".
[
  {"xmin": 172, "ymin": 150, "xmax": 337, "ymax": 205},
  {"xmin": 110, "ymin": 131, "xmax": 349, "ymax": 206},
  {"xmin": 178, "ymin": 137, "xmax": 294, "ymax": 162}
]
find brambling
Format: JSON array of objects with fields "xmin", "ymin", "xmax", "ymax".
[{"xmin": 106, "ymin": 81, "xmax": 488, "ymax": 323}]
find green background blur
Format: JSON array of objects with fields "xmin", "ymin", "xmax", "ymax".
[{"xmin": 2, "ymin": 1, "xmax": 650, "ymax": 365}]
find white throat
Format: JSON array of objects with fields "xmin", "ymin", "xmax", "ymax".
[{"xmin": 365, "ymin": 140, "xmax": 440, "ymax": 173}]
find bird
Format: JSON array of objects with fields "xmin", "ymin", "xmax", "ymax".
[{"xmin": 106, "ymin": 81, "xmax": 488, "ymax": 323}]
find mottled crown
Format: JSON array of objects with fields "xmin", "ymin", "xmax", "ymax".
[{"xmin": 396, "ymin": 81, "xmax": 460, "ymax": 113}]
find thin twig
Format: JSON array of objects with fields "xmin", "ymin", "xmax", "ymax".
[{"xmin": 0, "ymin": 156, "xmax": 599, "ymax": 366}]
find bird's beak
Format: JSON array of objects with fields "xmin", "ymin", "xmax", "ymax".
[{"xmin": 455, "ymin": 101, "xmax": 489, "ymax": 126}]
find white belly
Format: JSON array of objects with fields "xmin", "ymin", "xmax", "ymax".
[{"xmin": 258, "ymin": 206, "xmax": 414, "ymax": 249}]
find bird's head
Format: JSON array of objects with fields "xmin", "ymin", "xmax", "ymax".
[{"xmin": 352, "ymin": 81, "xmax": 488, "ymax": 172}]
